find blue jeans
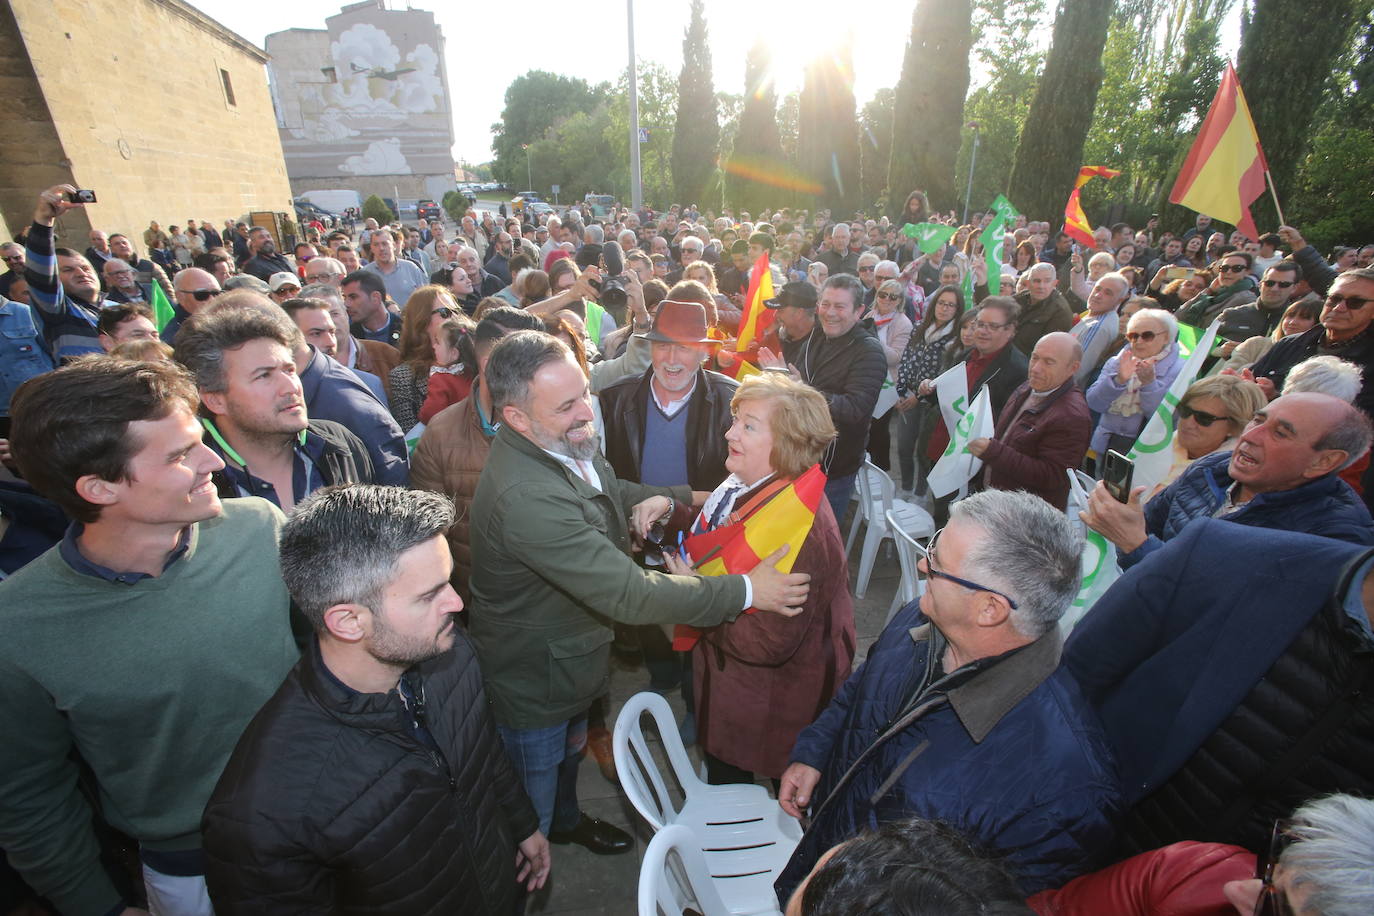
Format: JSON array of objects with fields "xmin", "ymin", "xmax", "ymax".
[
  {"xmin": 497, "ymin": 713, "xmax": 587, "ymax": 835},
  {"xmin": 824, "ymin": 472, "xmax": 857, "ymax": 529}
]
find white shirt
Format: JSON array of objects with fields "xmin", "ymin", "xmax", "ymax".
[
  {"xmin": 541, "ymin": 448, "xmax": 602, "ymax": 492},
  {"xmin": 650, "ymin": 374, "xmax": 697, "ymax": 417}
]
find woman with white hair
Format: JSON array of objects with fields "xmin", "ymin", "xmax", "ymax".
[{"xmin": 1086, "ymin": 307, "xmax": 1184, "ymax": 463}]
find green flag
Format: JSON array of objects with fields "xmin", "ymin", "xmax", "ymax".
[
  {"xmin": 961, "ymin": 262, "xmax": 976, "ymax": 307},
  {"xmin": 901, "ymin": 222, "xmax": 957, "ymax": 255},
  {"xmin": 979, "ymin": 218, "xmax": 1006, "ymax": 295},
  {"xmin": 1175, "ymin": 323, "xmax": 1201, "ymax": 359},
  {"xmin": 989, "ymin": 193, "xmax": 1020, "ymax": 223},
  {"xmin": 150, "ymin": 281, "xmax": 176, "ymax": 331}
]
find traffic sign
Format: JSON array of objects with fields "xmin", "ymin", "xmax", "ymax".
[{"xmin": 637, "ymin": 128, "xmax": 649, "ymax": 143}]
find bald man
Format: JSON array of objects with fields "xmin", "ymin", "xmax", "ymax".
[
  {"xmin": 162, "ymin": 267, "xmax": 222, "ymax": 344},
  {"xmin": 968, "ymin": 332, "xmax": 1092, "ymax": 510}
]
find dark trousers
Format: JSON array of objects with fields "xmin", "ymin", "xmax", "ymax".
[{"xmin": 867, "ymin": 407, "xmax": 895, "ymax": 472}]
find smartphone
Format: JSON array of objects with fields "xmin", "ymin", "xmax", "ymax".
[
  {"xmin": 67, "ymin": 189, "xmax": 97, "ymax": 204},
  {"xmin": 1103, "ymin": 450, "xmax": 1135, "ymax": 504},
  {"xmin": 1164, "ymin": 266, "xmax": 1196, "ymax": 282}
]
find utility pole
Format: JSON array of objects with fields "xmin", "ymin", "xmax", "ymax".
[
  {"xmin": 961, "ymin": 122, "xmax": 980, "ymax": 226},
  {"xmin": 627, "ymin": 0, "xmax": 642, "ymax": 210}
]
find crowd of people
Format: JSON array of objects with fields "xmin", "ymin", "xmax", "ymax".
[{"xmin": 1, "ymin": 179, "xmax": 1373, "ymax": 916}]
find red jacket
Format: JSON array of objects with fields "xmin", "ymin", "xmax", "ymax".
[
  {"xmin": 980, "ymin": 377, "xmax": 1092, "ymax": 510},
  {"xmin": 1027, "ymin": 841, "xmax": 1255, "ymax": 916},
  {"xmin": 689, "ymin": 494, "xmax": 855, "ymax": 778}
]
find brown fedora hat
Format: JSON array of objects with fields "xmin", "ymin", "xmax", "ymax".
[{"xmin": 635, "ymin": 299, "xmax": 712, "ymax": 344}]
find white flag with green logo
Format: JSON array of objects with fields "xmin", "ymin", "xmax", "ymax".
[
  {"xmin": 927, "ymin": 386, "xmax": 992, "ymax": 500},
  {"xmin": 1125, "ymin": 319, "xmax": 1221, "ymax": 495},
  {"xmin": 1063, "ymin": 469, "xmax": 1119, "ymax": 632},
  {"xmin": 930, "ymin": 361, "xmax": 967, "ymax": 434}
]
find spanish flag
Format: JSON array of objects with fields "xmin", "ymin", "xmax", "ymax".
[
  {"xmin": 735, "ymin": 252, "xmax": 775, "ymax": 354},
  {"xmin": 1169, "ymin": 62, "xmax": 1267, "ymax": 240},
  {"xmin": 672, "ymin": 464, "xmax": 826, "ymax": 651},
  {"xmin": 1063, "ymin": 166, "xmax": 1121, "ymax": 246}
]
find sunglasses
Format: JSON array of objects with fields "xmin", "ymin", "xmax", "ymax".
[
  {"xmin": 1179, "ymin": 403, "xmax": 1228, "ymax": 427},
  {"xmin": 1126, "ymin": 330, "xmax": 1158, "ymax": 343},
  {"xmin": 182, "ymin": 288, "xmax": 221, "ymax": 302},
  {"xmin": 877, "ymin": 292, "xmax": 902, "ymax": 301},
  {"xmin": 1326, "ymin": 293, "xmax": 1372, "ymax": 311},
  {"xmin": 858, "ymin": 265, "xmax": 876, "ymax": 272},
  {"xmin": 1261, "ymin": 279, "xmax": 1295, "ymax": 289},
  {"xmin": 1253, "ymin": 819, "xmax": 1296, "ymax": 916},
  {"xmin": 918, "ymin": 529, "xmax": 1019, "ymax": 609},
  {"xmin": 1218, "ymin": 264, "xmax": 1248, "ymax": 273},
  {"xmin": 432, "ymin": 306, "xmax": 458, "ymax": 319}
]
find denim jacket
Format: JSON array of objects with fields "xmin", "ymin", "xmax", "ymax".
[{"xmin": 0, "ymin": 297, "xmax": 54, "ymax": 416}]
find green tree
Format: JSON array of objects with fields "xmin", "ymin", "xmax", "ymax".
[
  {"xmin": 726, "ymin": 40, "xmax": 786, "ymax": 215},
  {"xmin": 953, "ymin": 0, "xmax": 1045, "ymax": 220},
  {"xmin": 1007, "ymin": 0, "xmax": 1114, "ymax": 222},
  {"xmin": 887, "ymin": 0, "xmax": 974, "ymax": 218},
  {"xmin": 671, "ymin": 0, "xmax": 719, "ymax": 208},
  {"xmin": 798, "ymin": 34, "xmax": 862, "ymax": 215},
  {"xmin": 527, "ymin": 106, "xmax": 617, "ymax": 203},
  {"xmin": 1237, "ymin": 0, "xmax": 1369, "ymax": 232},
  {"xmin": 490, "ymin": 72, "xmax": 606, "ymax": 188},
  {"xmin": 859, "ymin": 89, "xmax": 895, "ymax": 212},
  {"xmin": 605, "ymin": 62, "xmax": 679, "ymax": 209},
  {"xmin": 362, "ymin": 195, "xmax": 394, "ymax": 225}
]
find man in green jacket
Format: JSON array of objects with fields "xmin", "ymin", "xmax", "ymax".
[{"xmin": 469, "ymin": 331, "xmax": 810, "ymax": 855}]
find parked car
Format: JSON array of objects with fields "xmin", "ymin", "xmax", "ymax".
[
  {"xmin": 417, "ymin": 199, "xmax": 443, "ymax": 222},
  {"xmin": 293, "ymin": 200, "xmax": 338, "ymax": 228},
  {"xmin": 527, "ymin": 201, "xmax": 556, "ymax": 218}
]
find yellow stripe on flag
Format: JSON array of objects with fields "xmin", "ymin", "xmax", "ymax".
[{"xmin": 739, "ymin": 484, "xmax": 811, "ymax": 575}]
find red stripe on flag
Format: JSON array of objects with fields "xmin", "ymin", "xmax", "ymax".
[
  {"xmin": 1063, "ymin": 188, "xmax": 1095, "ymax": 247},
  {"xmin": 1170, "ymin": 63, "xmax": 1243, "ymax": 202},
  {"xmin": 735, "ymin": 253, "xmax": 775, "ymax": 352}
]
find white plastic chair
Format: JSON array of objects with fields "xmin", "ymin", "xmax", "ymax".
[
  {"xmin": 614, "ymin": 692, "xmax": 800, "ymax": 912},
  {"xmin": 638, "ymin": 824, "xmax": 783, "ymax": 916},
  {"xmin": 885, "ymin": 508, "xmax": 928, "ymax": 625},
  {"xmin": 851, "ymin": 460, "xmax": 935, "ymax": 599},
  {"xmin": 844, "ymin": 464, "xmax": 887, "ymax": 555}
]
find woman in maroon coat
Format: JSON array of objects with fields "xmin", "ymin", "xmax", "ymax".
[{"xmin": 665, "ymin": 374, "xmax": 856, "ymax": 785}]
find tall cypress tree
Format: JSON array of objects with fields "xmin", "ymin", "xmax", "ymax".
[
  {"xmin": 886, "ymin": 0, "xmax": 973, "ymax": 219},
  {"xmin": 798, "ymin": 35, "xmax": 862, "ymax": 216},
  {"xmin": 726, "ymin": 40, "xmax": 785, "ymax": 214},
  {"xmin": 1007, "ymin": 0, "xmax": 1114, "ymax": 222},
  {"xmin": 671, "ymin": 0, "xmax": 719, "ymax": 209},
  {"xmin": 1236, "ymin": 0, "xmax": 1365, "ymax": 231}
]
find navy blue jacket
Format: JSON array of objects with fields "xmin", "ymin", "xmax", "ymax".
[
  {"xmin": 777, "ymin": 604, "xmax": 1122, "ymax": 900},
  {"xmin": 297, "ymin": 347, "xmax": 408, "ymax": 486},
  {"xmin": 1066, "ymin": 519, "xmax": 1372, "ymax": 803},
  {"xmin": 1121, "ymin": 450, "xmax": 1374, "ymax": 568}
]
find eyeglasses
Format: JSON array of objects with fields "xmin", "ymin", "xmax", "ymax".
[
  {"xmin": 858, "ymin": 265, "xmax": 876, "ymax": 273},
  {"xmin": 3, "ymin": 254, "xmax": 24, "ymax": 264},
  {"xmin": 432, "ymin": 306, "xmax": 457, "ymax": 319},
  {"xmin": 1253, "ymin": 819, "xmax": 1296, "ymax": 916},
  {"xmin": 1325, "ymin": 293, "xmax": 1372, "ymax": 311},
  {"xmin": 918, "ymin": 529, "xmax": 1019, "ymax": 609},
  {"xmin": 181, "ymin": 288, "xmax": 222, "ymax": 302},
  {"xmin": 1218, "ymin": 264, "xmax": 1248, "ymax": 273},
  {"xmin": 972, "ymin": 319, "xmax": 1011, "ymax": 331},
  {"xmin": 877, "ymin": 292, "xmax": 902, "ymax": 301},
  {"xmin": 1178, "ymin": 403, "xmax": 1229, "ymax": 427},
  {"xmin": 1125, "ymin": 330, "xmax": 1158, "ymax": 343},
  {"xmin": 1261, "ymin": 279, "xmax": 1295, "ymax": 289}
]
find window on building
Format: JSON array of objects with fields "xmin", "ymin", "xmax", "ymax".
[{"xmin": 220, "ymin": 68, "xmax": 236, "ymax": 107}]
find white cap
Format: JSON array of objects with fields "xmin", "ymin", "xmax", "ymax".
[{"xmin": 268, "ymin": 272, "xmax": 301, "ymax": 292}]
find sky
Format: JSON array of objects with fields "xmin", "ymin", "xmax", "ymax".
[{"xmin": 184, "ymin": 0, "xmax": 911, "ymax": 165}]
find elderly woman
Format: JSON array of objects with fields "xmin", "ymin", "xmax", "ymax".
[
  {"xmin": 1070, "ymin": 250, "xmax": 1117, "ymax": 303},
  {"xmin": 661, "ymin": 374, "xmax": 855, "ymax": 786},
  {"xmin": 1147, "ymin": 374, "xmax": 1267, "ymax": 497},
  {"xmin": 387, "ymin": 285, "xmax": 473, "ymax": 432},
  {"xmin": 1086, "ymin": 307, "xmax": 1184, "ymax": 461},
  {"xmin": 865, "ymin": 278, "xmax": 915, "ymax": 473}
]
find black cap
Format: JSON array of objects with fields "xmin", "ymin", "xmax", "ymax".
[{"xmin": 765, "ymin": 281, "xmax": 818, "ymax": 310}]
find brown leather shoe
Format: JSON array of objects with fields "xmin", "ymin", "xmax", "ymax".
[{"xmin": 587, "ymin": 725, "xmax": 618, "ymax": 784}]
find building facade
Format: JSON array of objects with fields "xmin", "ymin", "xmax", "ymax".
[
  {"xmin": 0, "ymin": 0, "xmax": 292, "ymax": 246},
  {"xmin": 266, "ymin": 0, "xmax": 456, "ymax": 207}
]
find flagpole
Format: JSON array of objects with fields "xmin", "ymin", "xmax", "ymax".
[{"xmin": 1264, "ymin": 169, "xmax": 1286, "ymax": 227}]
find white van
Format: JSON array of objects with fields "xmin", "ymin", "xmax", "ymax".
[{"xmin": 298, "ymin": 189, "xmax": 363, "ymax": 216}]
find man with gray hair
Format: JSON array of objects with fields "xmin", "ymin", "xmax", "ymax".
[
  {"xmin": 102, "ymin": 258, "xmax": 151, "ymax": 305},
  {"xmin": 203, "ymin": 486, "xmax": 549, "ymax": 912},
  {"xmin": 777, "ymin": 489, "xmax": 1123, "ymax": 900},
  {"xmin": 1014, "ymin": 261, "xmax": 1075, "ymax": 354},
  {"xmin": 1071, "ymin": 271, "xmax": 1131, "ymax": 384}
]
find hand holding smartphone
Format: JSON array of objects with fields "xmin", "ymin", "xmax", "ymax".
[{"xmin": 1103, "ymin": 450, "xmax": 1135, "ymax": 503}]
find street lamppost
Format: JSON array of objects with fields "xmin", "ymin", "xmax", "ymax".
[{"xmin": 522, "ymin": 144, "xmax": 533, "ymax": 192}]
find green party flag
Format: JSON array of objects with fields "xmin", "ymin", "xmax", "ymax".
[
  {"xmin": 961, "ymin": 262, "xmax": 977, "ymax": 307},
  {"xmin": 990, "ymin": 193, "xmax": 1020, "ymax": 223},
  {"xmin": 979, "ymin": 217, "xmax": 1006, "ymax": 294},
  {"xmin": 150, "ymin": 281, "xmax": 176, "ymax": 332},
  {"xmin": 1175, "ymin": 323, "xmax": 1201, "ymax": 359},
  {"xmin": 901, "ymin": 222, "xmax": 958, "ymax": 255}
]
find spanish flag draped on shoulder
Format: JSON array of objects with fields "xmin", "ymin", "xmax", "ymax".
[
  {"xmin": 672, "ymin": 464, "xmax": 826, "ymax": 651},
  {"xmin": 1169, "ymin": 61, "xmax": 1269, "ymax": 241}
]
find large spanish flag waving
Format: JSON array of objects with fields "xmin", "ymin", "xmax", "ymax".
[
  {"xmin": 1063, "ymin": 166, "xmax": 1121, "ymax": 246},
  {"xmin": 672, "ymin": 464, "xmax": 826, "ymax": 651},
  {"xmin": 1169, "ymin": 62, "xmax": 1268, "ymax": 240},
  {"xmin": 735, "ymin": 253, "xmax": 775, "ymax": 354}
]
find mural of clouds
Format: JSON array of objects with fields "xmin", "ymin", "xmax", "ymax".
[{"xmin": 339, "ymin": 138, "xmax": 412, "ymax": 175}]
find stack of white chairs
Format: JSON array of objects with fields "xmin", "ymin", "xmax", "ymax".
[{"xmin": 847, "ymin": 460, "xmax": 935, "ymax": 599}]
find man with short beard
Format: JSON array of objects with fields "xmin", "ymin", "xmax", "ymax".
[
  {"xmin": 103, "ymin": 259, "xmax": 152, "ymax": 305},
  {"xmin": 22, "ymin": 185, "xmax": 111, "ymax": 359},
  {"xmin": 468, "ymin": 331, "xmax": 811, "ymax": 857},
  {"xmin": 242, "ymin": 227, "xmax": 294, "ymax": 282}
]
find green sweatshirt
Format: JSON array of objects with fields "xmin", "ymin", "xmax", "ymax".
[{"xmin": 0, "ymin": 497, "xmax": 298, "ymax": 916}]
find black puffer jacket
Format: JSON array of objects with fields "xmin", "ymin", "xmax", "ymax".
[
  {"xmin": 202, "ymin": 635, "xmax": 538, "ymax": 914},
  {"xmin": 598, "ymin": 366, "xmax": 738, "ymax": 489},
  {"xmin": 783, "ymin": 323, "xmax": 888, "ymax": 479}
]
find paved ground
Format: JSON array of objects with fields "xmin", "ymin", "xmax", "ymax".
[{"xmin": 525, "ymin": 501, "xmax": 905, "ymax": 916}]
